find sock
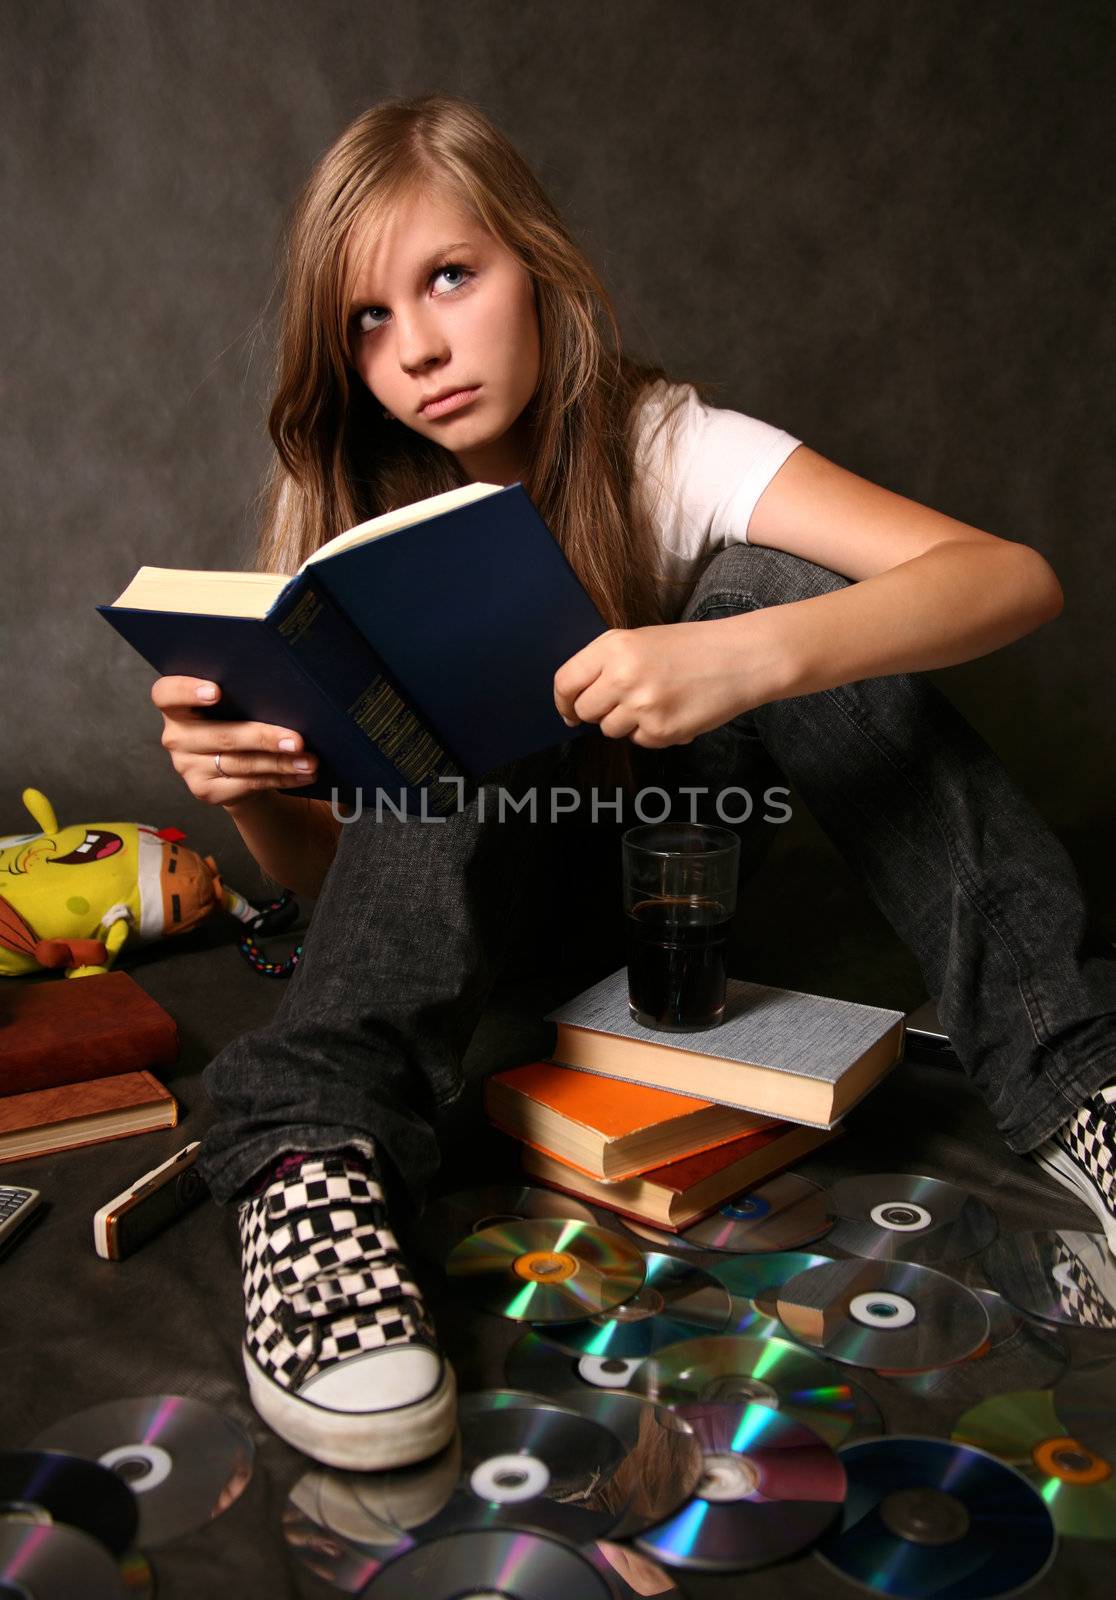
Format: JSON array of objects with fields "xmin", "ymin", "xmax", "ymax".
[{"xmin": 244, "ymin": 1143, "xmax": 375, "ymax": 1198}]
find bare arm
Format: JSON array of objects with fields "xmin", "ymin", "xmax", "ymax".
[
  {"xmin": 223, "ymin": 792, "xmax": 342, "ymax": 901},
  {"xmin": 554, "ymin": 445, "xmax": 1063, "ymax": 750},
  {"xmin": 739, "ymin": 445, "xmax": 1064, "ymax": 694}
]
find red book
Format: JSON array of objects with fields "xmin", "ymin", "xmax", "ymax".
[
  {"xmin": 0, "ymin": 1070, "xmax": 179, "ymax": 1164},
  {"xmin": 520, "ymin": 1119, "xmax": 841, "ymax": 1231},
  {"xmin": 0, "ymin": 972, "xmax": 179, "ymax": 1096}
]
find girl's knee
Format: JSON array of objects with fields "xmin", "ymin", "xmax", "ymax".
[{"xmin": 681, "ymin": 541, "xmax": 852, "ymax": 622}]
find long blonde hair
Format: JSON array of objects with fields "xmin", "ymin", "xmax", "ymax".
[{"xmin": 256, "ymin": 93, "xmax": 711, "ymax": 795}]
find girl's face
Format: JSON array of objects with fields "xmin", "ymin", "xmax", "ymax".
[{"xmin": 345, "ymin": 186, "xmax": 541, "ymax": 484}]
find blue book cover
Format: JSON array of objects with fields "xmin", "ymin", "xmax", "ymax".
[{"xmin": 97, "ymin": 482, "xmax": 605, "ymax": 815}]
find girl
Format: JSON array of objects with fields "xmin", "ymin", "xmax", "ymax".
[{"xmin": 152, "ymin": 95, "xmax": 1116, "ymax": 1472}]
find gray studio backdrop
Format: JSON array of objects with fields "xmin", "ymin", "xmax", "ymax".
[{"xmin": 4, "ymin": 1, "xmax": 1113, "ymax": 921}]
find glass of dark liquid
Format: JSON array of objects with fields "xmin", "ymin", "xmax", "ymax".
[{"xmin": 622, "ymin": 822, "xmax": 740, "ymax": 1031}]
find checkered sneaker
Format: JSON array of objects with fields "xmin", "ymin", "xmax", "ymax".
[
  {"xmin": 238, "ymin": 1153, "xmax": 435, "ymax": 1397},
  {"xmin": 1051, "ymin": 1235, "xmax": 1116, "ymax": 1329},
  {"xmin": 1053, "ymin": 1086, "xmax": 1116, "ymax": 1205},
  {"xmin": 1031, "ymin": 1083, "xmax": 1116, "ymax": 1254}
]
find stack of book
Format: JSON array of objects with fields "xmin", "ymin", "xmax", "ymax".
[
  {"xmin": 0, "ymin": 972, "xmax": 180, "ymax": 1164},
  {"xmin": 485, "ymin": 966, "xmax": 906, "ymax": 1232}
]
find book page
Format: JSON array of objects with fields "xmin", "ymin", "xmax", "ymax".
[
  {"xmin": 108, "ymin": 568, "xmax": 287, "ymax": 618},
  {"xmin": 298, "ymin": 480, "xmax": 503, "ymax": 571}
]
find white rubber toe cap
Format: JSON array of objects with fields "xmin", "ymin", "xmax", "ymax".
[{"xmin": 297, "ymin": 1343, "xmax": 443, "ymax": 1413}]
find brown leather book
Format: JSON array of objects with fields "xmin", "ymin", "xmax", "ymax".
[
  {"xmin": 521, "ymin": 1119, "xmax": 841, "ymax": 1230},
  {"xmin": 0, "ymin": 972, "xmax": 179, "ymax": 1096},
  {"xmin": 0, "ymin": 1070, "xmax": 179, "ymax": 1163}
]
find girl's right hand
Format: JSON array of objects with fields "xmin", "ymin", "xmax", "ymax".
[{"xmin": 151, "ymin": 676, "xmax": 319, "ymax": 807}]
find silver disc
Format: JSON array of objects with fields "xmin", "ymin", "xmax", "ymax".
[
  {"xmin": 505, "ymin": 1326, "xmax": 652, "ymax": 1401},
  {"xmin": 878, "ymin": 1288, "xmax": 1066, "ymax": 1402},
  {"xmin": 363, "ymin": 1528, "xmax": 614, "ymax": 1598},
  {"xmin": 0, "ymin": 1520, "xmax": 126, "ymax": 1600},
  {"xmin": 536, "ymin": 1389, "xmax": 705, "ymax": 1538},
  {"xmin": 283, "ymin": 1438, "xmax": 463, "ymax": 1590},
  {"xmin": 405, "ymin": 1391, "xmax": 633, "ymax": 1544},
  {"xmin": 826, "ymin": 1173, "xmax": 997, "ymax": 1262},
  {"xmin": 540, "ymin": 1251, "xmax": 731, "ymax": 1358},
  {"xmin": 30, "ymin": 1394, "xmax": 253, "ymax": 1548},
  {"xmin": 635, "ymin": 1401, "xmax": 846, "ymax": 1571},
  {"xmin": 770, "ymin": 1258, "xmax": 989, "ymax": 1369},
  {"xmin": 445, "ymin": 1217, "xmax": 645, "ymax": 1322},
  {"xmin": 640, "ymin": 1331, "xmax": 882, "ymax": 1447},
  {"xmin": 412, "ymin": 1183, "xmax": 597, "ymax": 1263}
]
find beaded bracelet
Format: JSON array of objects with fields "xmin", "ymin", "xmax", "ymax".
[{"xmin": 236, "ymin": 889, "xmax": 303, "ymax": 978}]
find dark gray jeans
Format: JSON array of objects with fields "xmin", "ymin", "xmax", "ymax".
[{"xmin": 197, "ymin": 543, "xmax": 1116, "ymax": 1208}]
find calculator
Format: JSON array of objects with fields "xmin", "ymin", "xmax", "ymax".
[{"xmin": 0, "ymin": 1185, "xmax": 43, "ymax": 1256}]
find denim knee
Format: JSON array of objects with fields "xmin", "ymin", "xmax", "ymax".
[{"xmin": 681, "ymin": 542, "xmax": 853, "ymax": 624}]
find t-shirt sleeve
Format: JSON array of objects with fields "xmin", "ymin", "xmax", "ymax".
[{"xmin": 635, "ymin": 381, "xmax": 802, "ymax": 567}]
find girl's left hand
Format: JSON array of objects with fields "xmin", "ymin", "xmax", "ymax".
[{"xmin": 553, "ymin": 619, "xmax": 781, "ymax": 749}]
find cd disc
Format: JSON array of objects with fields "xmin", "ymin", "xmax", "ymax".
[
  {"xmin": 404, "ymin": 1391, "xmax": 632, "ymax": 1544},
  {"xmin": 878, "ymin": 1289, "xmax": 1066, "ymax": 1403},
  {"xmin": 589, "ymin": 1540, "xmax": 684, "ymax": 1597},
  {"xmin": 0, "ymin": 1519, "xmax": 127, "ymax": 1600},
  {"xmin": 31, "ymin": 1394, "xmax": 254, "ymax": 1548},
  {"xmin": 826, "ymin": 1174, "xmax": 997, "ymax": 1263},
  {"xmin": 816, "ymin": 1436, "xmax": 1057, "ymax": 1599},
  {"xmin": 709, "ymin": 1250, "xmax": 835, "ymax": 1331},
  {"xmin": 635, "ymin": 1401, "xmax": 846, "ymax": 1571},
  {"xmin": 771, "ymin": 1258, "xmax": 989, "ymax": 1369},
  {"xmin": 625, "ymin": 1172, "xmax": 832, "ymax": 1254},
  {"xmin": 412, "ymin": 1183, "xmax": 597, "ymax": 1263},
  {"xmin": 541, "ymin": 1251, "xmax": 731, "ymax": 1358},
  {"xmin": 952, "ymin": 1388, "xmax": 1116, "ymax": 1540},
  {"xmin": 506, "ymin": 1326, "xmax": 652, "ymax": 1399},
  {"xmin": 445, "ymin": 1218, "xmax": 645, "ymax": 1322},
  {"xmin": 364, "ymin": 1528, "xmax": 614, "ymax": 1598},
  {"xmin": 642, "ymin": 1332, "xmax": 881, "ymax": 1447},
  {"xmin": 283, "ymin": 1438, "xmax": 463, "ymax": 1590},
  {"xmin": 0, "ymin": 1449, "xmax": 138, "ymax": 1556},
  {"xmin": 542, "ymin": 1390, "xmax": 704, "ymax": 1537},
  {"xmin": 1054, "ymin": 1356, "xmax": 1116, "ymax": 1460},
  {"xmin": 983, "ymin": 1229, "xmax": 1116, "ymax": 1328}
]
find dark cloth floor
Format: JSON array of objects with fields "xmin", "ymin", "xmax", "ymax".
[{"xmin": 4, "ymin": 826, "xmax": 1116, "ymax": 1600}]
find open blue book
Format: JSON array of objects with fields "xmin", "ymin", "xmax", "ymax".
[{"xmin": 97, "ymin": 482, "xmax": 605, "ymax": 816}]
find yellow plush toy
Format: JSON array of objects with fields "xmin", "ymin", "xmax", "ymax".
[{"xmin": 0, "ymin": 787, "xmax": 264, "ymax": 980}]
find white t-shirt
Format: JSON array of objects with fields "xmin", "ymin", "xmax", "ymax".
[{"xmin": 631, "ymin": 380, "xmax": 802, "ymax": 618}]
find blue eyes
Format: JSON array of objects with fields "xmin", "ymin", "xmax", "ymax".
[{"xmin": 352, "ymin": 264, "xmax": 472, "ymax": 335}]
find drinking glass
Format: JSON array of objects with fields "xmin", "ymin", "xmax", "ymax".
[{"xmin": 622, "ymin": 822, "xmax": 740, "ymax": 1031}]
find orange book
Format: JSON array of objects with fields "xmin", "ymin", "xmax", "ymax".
[
  {"xmin": 522, "ymin": 1120, "xmax": 842, "ymax": 1231},
  {"xmin": 484, "ymin": 1059, "xmax": 776, "ymax": 1181}
]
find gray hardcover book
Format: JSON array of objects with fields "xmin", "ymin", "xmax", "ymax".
[{"xmin": 544, "ymin": 966, "xmax": 906, "ymax": 1126}]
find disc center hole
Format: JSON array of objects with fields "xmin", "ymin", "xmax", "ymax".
[
  {"xmin": 879, "ymin": 1487, "xmax": 971, "ymax": 1545},
  {"xmin": 699, "ymin": 1450, "xmax": 759, "ymax": 1501},
  {"xmin": 513, "ymin": 1249, "xmax": 578, "ymax": 1284}
]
